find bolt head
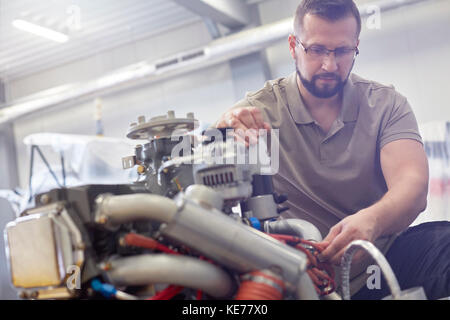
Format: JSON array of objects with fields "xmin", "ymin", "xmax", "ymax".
[
  {"xmin": 40, "ymin": 194, "xmax": 50, "ymax": 205},
  {"xmin": 97, "ymin": 215, "xmax": 108, "ymax": 224},
  {"xmin": 99, "ymin": 262, "xmax": 112, "ymax": 271},
  {"xmin": 137, "ymin": 165, "xmax": 146, "ymax": 174}
]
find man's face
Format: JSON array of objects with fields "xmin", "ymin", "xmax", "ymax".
[{"xmin": 289, "ymin": 14, "xmax": 359, "ymax": 99}]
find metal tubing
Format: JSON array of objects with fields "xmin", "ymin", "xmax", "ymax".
[
  {"xmin": 296, "ymin": 272, "xmax": 320, "ymax": 300},
  {"xmin": 161, "ymin": 197, "xmax": 312, "ymax": 294},
  {"xmin": 95, "ymin": 191, "xmax": 317, "ymax": 298},
  {"xmin": 265, "ymin": 219, "xmax": 323, "ymax": 242},
  {"xmin": 95, "ymin": 193, "xmax": 178, "ymax": 228},
  {"xmin": 106, "ymin": 254, "xmax": 235, "ymax": 298},
  {"xmin": 341, "ymin": 240, "xmax": 402, "ymax": 300}
]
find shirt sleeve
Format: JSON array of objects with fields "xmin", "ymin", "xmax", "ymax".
[{"xmin": 379, "ymin": 93, "xmax": 423, "ymax": 149}]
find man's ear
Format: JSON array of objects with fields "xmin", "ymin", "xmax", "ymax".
[{"xmin": 288, "ymin": 34, "xmax": 297, "ymax": 59}]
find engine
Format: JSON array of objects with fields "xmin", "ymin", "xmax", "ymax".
[{"xmin": 4, "ymin": 111, "xmax": 406, "ymax": 300}]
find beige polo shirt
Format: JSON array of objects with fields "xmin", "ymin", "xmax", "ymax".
[{"xmin": 231, "ymin": 72, "xmax": 423, "ymax": 295}]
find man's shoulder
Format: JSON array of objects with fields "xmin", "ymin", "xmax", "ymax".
[
  {"xmin": 349, "ymin": 73, "xmax": 409, "ymax": 114},
  {"xmin": 350, "ymin": 73, "xmax": 404, "ymax": 100}
]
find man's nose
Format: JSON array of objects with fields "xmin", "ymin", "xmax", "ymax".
[{"xmin": 321, "ymin": 53, "xmax": 338, "ymax": 73}]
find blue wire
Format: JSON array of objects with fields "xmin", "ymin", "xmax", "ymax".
[{"xmin": 91, "ymin": 279, "xmax": 117, "ymax": 298}]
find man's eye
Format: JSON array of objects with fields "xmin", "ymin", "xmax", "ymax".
[
  {"xmin": 309, "ymin": 47, "xmax": 327, "ymax": 55},
  {"xmin": 335, "ymin": 48, "xmax": 354, "ymax": 56}
]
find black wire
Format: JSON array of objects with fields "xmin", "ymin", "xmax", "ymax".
[
  {"xmin": 28, "ymin": 145, "xmax": 64, "ymax": 202},
  {"xmin": 34, "ymin": 145, "xmax": 63, "ymax": 188},
  {"xmin": 28, "ymin": 145, "xmax": 36, "ymax": 202},
  {"xmin": 60, "ymin": 151, "xmax": 66, "ymax": 187}
]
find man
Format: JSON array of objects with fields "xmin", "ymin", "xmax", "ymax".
[{"xmin": 216, "ymin": 0, "xmax": 450, "ymax": 299}]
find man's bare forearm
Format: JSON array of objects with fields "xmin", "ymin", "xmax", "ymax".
[{"xmin": 362, "ymin": 171, "xmax": 428, "ymax": 239}]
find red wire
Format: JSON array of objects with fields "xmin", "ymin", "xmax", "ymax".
[
  {"xmin": 124, "ymin": 233, "xmax": 180, "ymax": 255},
  {"xmin": 269, "ymin": 234, "xmax": 302, "ymax": 243},
  {"xmin": 126, "ymin": 235, "xmax": 215, "ymax": 300},
  {"xmin": 268, "ymin": 233, "xmax": 336, "ymax": 296},
  {"xmin": 199, "ymin": 255, "xmax": 216, "ymax": 265},
  {"xmin": 147, "ymin": 285, "xmax": 184, "ymax": 300},
  {"xmin": 126, "ymin": 232, "xmax": 335, "ymax": 297}
]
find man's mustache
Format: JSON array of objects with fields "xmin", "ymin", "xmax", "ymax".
[{"xmin": 314, "ymin": 73, "xmax": 340, "ymax": 81}]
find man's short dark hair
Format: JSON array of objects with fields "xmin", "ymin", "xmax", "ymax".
[{"xmin": 294, "ymin": 0, "xmax": 361, "ymax": 38}]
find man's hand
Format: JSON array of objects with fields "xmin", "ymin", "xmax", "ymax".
[
  {"xmin": 216, "ymin": 107, "xmax": 271, "ymax": 145},
  {"xmin": 317, "ymin": 139, "xmax": 428, "ymax": 266},
  {"xmin": 317, "ymin": 211, "xmax": 380, "ymax": 266}
]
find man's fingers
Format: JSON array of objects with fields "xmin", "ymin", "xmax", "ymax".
[
  {"xmin": 320, "ymin": 230, "xmax": 351, "ymax": 262},
  {"xmin": 249, "ymin": 107, "xmax": 265, "ymax": 129},
  {"xmin": 249, "ymin": 108, "xmax": 272, "ymax": 137},
  {"xmin": 328, "ymin": 247, "xmax": 347, "ymax": 265},
  {"xmin": 317, "ymin": 225, "xmax": 341, "ymax": 262},
  {"xmin": 216, "ymin": 118, "xmax": 229, "ymax": 129},
  {"xmin": 216, "ymin": 107, "xmax": 270, "ymax": 145},
  {"xmin": 263, "ymin": 122, "xmax": 272, "ymax": 132},
  {"xmin": 235, "ymin": 128, "xmax": 258, "ymax": 145},
  {"xmin": 231, "ymin": 109, "xmax": 259, "ymax": 144},
  {"xmin": 323, "ymin": 224, "xmax": 342, "ymax": 243},
  {"xmin": 230, "ymin": 131, "xmax": 249, "ymax": 147},
  {"xmin": 216, "ymin": 110, "xmax": 246, "ymax": 129},
  {"xmin": 315, "ymin": 241, "xmax": 330, "ymax": 251},
  {"xmin": 224, "ymin": 115, "xmax": 248, "ymax": 132},
  {"xmin": 233, "ymin": 108, "xmax": 258, "ymax": 130}
]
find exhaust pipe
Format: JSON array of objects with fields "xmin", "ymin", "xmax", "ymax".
[{"xmin": 95, "ymin": 185, "xmax": 319, "ymax": 299}]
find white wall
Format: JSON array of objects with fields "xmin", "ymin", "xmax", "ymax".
[
  {"xmin": 6, "ymin": 0, "xmax": 450, "ymax": 188},
  {"xmin": 7, "ymin": 20, "xmax": 213, "ymax": 100},
  {"xmin": 356, "ymin": 0, "xmax": 450, "ymax": 124}
]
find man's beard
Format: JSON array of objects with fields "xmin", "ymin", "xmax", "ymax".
[{"xmin": 296, "ymin": 60, "xmax": 354, "ymax": 99}]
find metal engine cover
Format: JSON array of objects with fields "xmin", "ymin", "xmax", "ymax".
[{"xmin": 4, "ymin": 204, "xmax": 78, "ymax": 290}]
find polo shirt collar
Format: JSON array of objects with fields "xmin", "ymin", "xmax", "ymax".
[
  {"xmin": 286, "ymin": 72, "xmax": 315, "ymax": 124},
  {"xmin": 341, "ymin": 73, "xmax": 359, "ymax": 122},
  {"xmin": 285, "ymin": 72, "xmax": 359, "ymax": 125}
]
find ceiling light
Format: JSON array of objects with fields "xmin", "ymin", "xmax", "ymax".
[{"xmin": 12, "ymin": 19, "xmax": 69, "ymax": 43}]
